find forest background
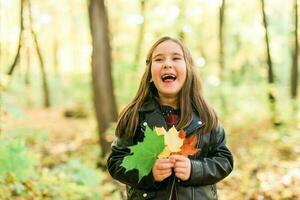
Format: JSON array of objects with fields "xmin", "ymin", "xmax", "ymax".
[{"xmin": 0, "ymin": 0, "xmax": 299, "ymax": 199}]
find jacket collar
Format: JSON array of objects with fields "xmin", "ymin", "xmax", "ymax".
[
  {"xmin": 139, "ymin": 100, "xmax": 204, "ymax": 136},
  {"xmin": 185, "ymin": 112, "xmax": 204, "ymax": 136},
  {"xmin": 139, "ymin": 99, "xmax": 160, "ymax": 112}
]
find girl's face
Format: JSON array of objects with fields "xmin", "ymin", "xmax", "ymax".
[{"xmin": 151, "ymin": 40, "xmax": 187, "ymax": 99}]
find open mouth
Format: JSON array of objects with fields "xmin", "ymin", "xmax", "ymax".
[{"xmin": 161, "ymin": 74, "xmax": 177, "ymax": 82}]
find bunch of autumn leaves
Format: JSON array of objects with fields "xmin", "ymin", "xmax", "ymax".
[{"xmin": 121, "ymin": 126, "xmax": 200, "ymax": 181}]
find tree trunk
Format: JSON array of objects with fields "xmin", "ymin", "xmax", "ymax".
[
  {"xmin": 24, "ymin": 35, "xmax": 33, "ymax": 107},
  {"xmin": 177, "ymin": 1, "xmax": 186, "ymax": 41},
  {"xmin": 53, "ymin": 37, "xmax": 60, "ymax": 79},
  {"xmin": 291, "ymin": 0, "xmax": 298, "ymax": 98},
  {"xmin": 7, "ymin": 0, "xmax": 25, "ymax": 76},
  {"xmin": 219, "ymin": 0, "xmax": 225, "ymax": 81},
  {"xmin": 133, "ymin": 0, "xmax": 146, "ymax": 69},
  {"xmin": 261, "ymin": 0, "xmax": 275, "ymax": 90},
  {"xmin": 261, "ymin": 0, "xmax": 280, "ymax": 126},
  {"xmin": 218, "ymin": 0, "xmax": 227, "ymax": 116},
  {"xmin": 24, "ymin": 44, "xmax": 31, "ymax": 86},
  {"xmin": 88, "ymin": 0, "xmax": 118, "ymax": 160},
  {"xmin": 28, "ymin": 0, "xmax": 50, "ymax": 108}
]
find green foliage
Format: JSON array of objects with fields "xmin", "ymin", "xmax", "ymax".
[
  {"xmin": 32, "ymin": 163, "xmax": 103, "ymax": 200},
  {"xmin": 0, "ymin": 139, "xmax": 37, "ymax": 181},
  {"xmin": 5, "ymin": 127, "xmax": 49, "ymax": 145},
  {"xmin": 0, "ymin": 156, "xmax": 105, "ymax": 199},
  {"xmin": 53, "ymin": 159, "xmax": 101, "ymax": 187},
  {"xmin": 0, "ymin": 126, "xmax": 108, "ymax": 199},
  {"xmin": 121, "ymin": 126, "xmax": 164, "ymax": 181},
  {"xmin": 2, "ymin": 100, "xmax": 25, "ymax": 119}
]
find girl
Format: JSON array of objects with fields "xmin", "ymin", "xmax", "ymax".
[{"xmin": 107, "ymin": 36, "xmax": 233, "ymax": 200}]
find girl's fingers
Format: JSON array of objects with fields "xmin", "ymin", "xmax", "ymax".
[
  {"xmin": 175, "ymin": 173, "xmax": 186, "ymax": 181},
  {"xmin": 162, "ymin": 171, "xmax": 172, "ymax": 178},
  {"xmin": 169, "ymin": 155, "xmax": 187, "ymax": 162},
  {"xmin": 153, "ymin": 159, "xmax": 173, "ymax": 182},
  {"xmin": 170, "ymin": 155, "xmax": 190, "ymax": 167},
  {"xmin": 174, "ymin": 170, "xmax": 190, "ymax": 181},
  {"xmin": 174, "ymin": 167, "xmax": 184, "ymax": 173},
  {"xmin": 155, "ymin": 158, "xmax": 174, "ymax": 169},
  {"xmin": 174, "ymin": 161, "xmax": 188, "ymax": 168},
  {"xmin": 174, "ymin": 167, "xmax": 189, "ymax": 175},
  {"xmin": 153, "ymin": 156, "xmax": 191, "ymax": 181},
  {"xmin": 156, "ymin": 168, "xmax": 172, "ymax": 175},
  {"xmin": 171, "ymin": 156, "xmax": 191, "ymax": 181},
  {"xmin": 157, "ymin": 162, "xmax": 174, "ymax": 170},
  {"xmin": 174, "ymin": 171, "xmax": 184, "ymax": 177},
  {"xmin": 153, "ymin": 169, "xmax": 172, "ymax": 182},
  {"xmin": 157, "ymin": 172, "xmax": 172, "ymax": 181},
  {"xmin": 157, "ymin": 158, "xmax": 174, "ymax": 163}
]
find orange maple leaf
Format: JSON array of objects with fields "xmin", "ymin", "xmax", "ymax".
[
  {"xmin": 179, "ymin": 134, "xmax": 200, "ymax": 156},
  {"xmin": 178, "ymin": 130, "xmax": 186, "ymax": 138}
]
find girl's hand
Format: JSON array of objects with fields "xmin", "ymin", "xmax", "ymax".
[
  {"xmin": 169, "ymin": 155, "xmax": 191, "ymax": 181},
  {"xmin": 152, "ymin": 158, "xmax": 175, "ymax": 182}
]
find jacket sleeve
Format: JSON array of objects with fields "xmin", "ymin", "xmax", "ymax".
[
  {"xmin": 181, "ymin": 125, "xmax": 234, "ymax": 186},
  {"xmin": 106, "ymin": 135, "xmax": 162, "ymax": 190}
]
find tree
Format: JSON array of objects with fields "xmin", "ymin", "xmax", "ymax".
[
  {"xmin": 28, "ymin": 0, "xmax": 50, "ymax": 108},
  {"xmin": 219, "ymin": 0, "xmax": 226, "ymax": 81},
  {"xmin": 218, "ymin": 0, "xmax": 228, "ymax": 115},
  {"xmin": 177, "ymin": 1, "xmax": 186, "ymax": 41},
  {"xmin": 133, "ymin": 0, "xmax": 146, "ymax": 69},
  {"xmin": 7, "ymin": 0, "xmax": 50, "ymax": 108},
  {"xmin": 261, "ymin": 0, "xmax": 280, "ymax": 125},
  {"xmin": 261, "ymin": 0, "xmax": 275, "ymax": 101},
  {"xmin": 7, "ymin": 0, "xmax": 25, "ymax": 76},
  {"xmin": 291, "ymin": 0, "xmax": 298, "ymax": 99},
  {"xmin": 88, "ymin": 0, "xmax": 118, "ymax": 161}
]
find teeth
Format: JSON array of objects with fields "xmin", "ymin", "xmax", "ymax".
[{"xmin": 162, "ymin": 74, "xmax": 176, "ymax": 79}]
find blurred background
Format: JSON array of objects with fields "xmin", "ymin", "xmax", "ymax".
[{"xmin": 0, "ymin": 0, "xmax": 299, "ymax": 199}]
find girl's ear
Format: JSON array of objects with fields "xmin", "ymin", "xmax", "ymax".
[{"xmin": 150, "ymin": 77, "xmax": 153, "ymax": 82}]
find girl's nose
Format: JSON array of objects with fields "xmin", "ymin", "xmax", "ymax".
[{"xmin": 163, "ymin": 59, "xmax": 173, "ymax": 68}]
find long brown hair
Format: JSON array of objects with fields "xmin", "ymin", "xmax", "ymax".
[{"xmin": 116, "ymin": 36, "xmax": 218, "ymax": 138}]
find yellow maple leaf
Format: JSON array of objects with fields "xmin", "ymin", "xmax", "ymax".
[
  {"xmin": 155, "ymin": 127, "xmax": 167, "ymax": 135},
  {"xmin": 157, "ymin": 146, "xmax": 171, "ymax": 159},
  {"xmin": 164, "ymin": 126, "xmax": 184, "ymax": 153}
]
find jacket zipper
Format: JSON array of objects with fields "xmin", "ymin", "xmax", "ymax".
[
  {"xmin": 192, "ymin": 188, "xmax": 195, "ymax": 200},
  {"xmin": 191, "ymin": 130, "xmax": 201, "ymax": 200},
  {"xmin": 168, "ymin": 177, "xmax": 176, "ymax": 200}
]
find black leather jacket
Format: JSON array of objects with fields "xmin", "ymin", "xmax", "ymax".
[{"xmin": 107, "ymin": 100, "xmax": 233, "ymax": 200}]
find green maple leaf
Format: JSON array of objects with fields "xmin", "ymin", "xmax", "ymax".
[{"xmin": 121, "ymin": 126, "xmax": 164, "ymax": 182}]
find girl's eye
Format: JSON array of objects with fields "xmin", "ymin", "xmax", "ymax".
[
  {"xmin": 154, "ymin": 58, "xmax": 163, "ymax": 62},
  {"xmin": 173, "ymin": 57, "xmax": 182, "ymax": 60}
]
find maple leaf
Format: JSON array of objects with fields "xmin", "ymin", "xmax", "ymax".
[
  {"xmin": 121, "ymin": 126, "xmax": 165, "ymax": 182},
  {"xmin": 155, "ymin": 127, "xmax": 167, "ymax": 135},
  {"xmin": 179, "ymin": 134, "xmax": 200, "ymax": 156},
  {"xmin": 158, "ymin": 146, "xmax": 171, "ymax": 159},
  {"xmin": 178, "ymin": 130, "xmax": 186, "ymax": 138},
  {"xmin": 164, "ymin": 126, "xmax": 184, "ymax": 152}
]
